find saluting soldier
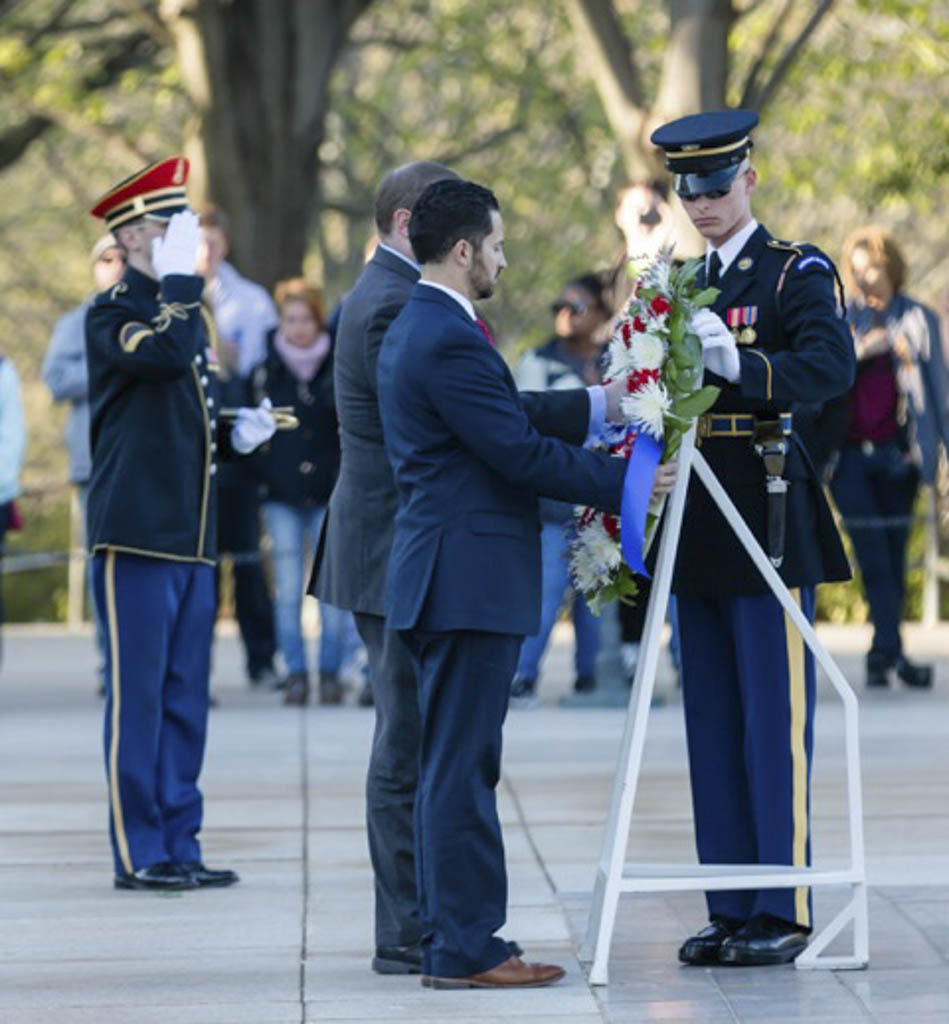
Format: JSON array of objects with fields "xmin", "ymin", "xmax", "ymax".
[
  {"xmin": 650, "ymin": 111, "xmax": 855, "ymax": 965},
  {"xmin": 86, "ymin": 157, "xmax": 277, "ymax": 891}
]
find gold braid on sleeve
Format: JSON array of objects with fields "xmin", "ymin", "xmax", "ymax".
[{"xmin": 151, "ymin": 300, "xmax": 203, "ymax": 333}]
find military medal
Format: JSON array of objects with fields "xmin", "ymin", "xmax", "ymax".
[{"xmin": 727, "ymin": 305, "xmax": 758, "ymax": 344}]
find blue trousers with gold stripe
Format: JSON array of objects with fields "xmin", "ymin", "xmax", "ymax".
[
  {"xmin": 93, "ymin": 551, "xmax": 215, "ymax": 876},
  {"xmin": 678, "ymin": 588, "xmax": 816, "ymax": 928}
]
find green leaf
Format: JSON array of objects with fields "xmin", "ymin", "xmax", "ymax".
[
  {"xmin": 672, "ymin": 385, "xmax": 721, "ymax": 419},
  {"xmin": 692, "ymin": 287, "xmax": 719, "ymax": 307}
]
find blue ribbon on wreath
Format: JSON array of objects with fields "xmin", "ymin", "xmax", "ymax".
[{"xmin": 620, "ymin": 429, "xmax": 664, "ymax": 579}]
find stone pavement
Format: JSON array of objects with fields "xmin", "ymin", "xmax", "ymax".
[{"xmin": 1, "ymin": 621, "xmax": 948, "ymax": 1023}]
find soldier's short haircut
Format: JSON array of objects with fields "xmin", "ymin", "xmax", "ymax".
[{"xmin": 373, "ymin": 161, "xmax": 458, "ymax": 235}]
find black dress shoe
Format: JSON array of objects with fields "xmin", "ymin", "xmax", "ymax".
[
  {"xmin": 896, "ymin": 656, "xmax": 933, "ymax": 689},
  {"xmin": 179, "ymin": 861, "xmax": 240, "ymax": 887},
  {"xmin": 678, "ymin": 917, "xmax": 743, "ymax": 965},
  {"xmin": 718, "ymin": 913, "xmax": 809, "ymax": 965},
  {"xmin": 114, "ymin": 861, "xmax": 198, "ymax": 891},
  {"xmin": 866, "ymin": 651, "xmax": 891, "ymax": 687},
  {"xmin": 373, "ymin": 938, "xmax": 524, "ymax": 975},
  {"xmin": 373, "ymin": 943, "xmax": 422, "ymax": 975}
]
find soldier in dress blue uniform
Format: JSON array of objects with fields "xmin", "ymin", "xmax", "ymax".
[
  {"xmin": 650, "ymin": 111, "xmax": 855, "ymax": 965},
  {"xmin": 86, "ymin": 157, "xmax": 277, "ymax": 890}
]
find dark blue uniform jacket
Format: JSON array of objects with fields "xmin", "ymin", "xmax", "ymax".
[
  {"xmin": 85, "ymin": 266, "xmax": 225, "ymax": 564},
  {"xmin": 674, "ymin": 224, "xmax": 855, "ymax": 597}
]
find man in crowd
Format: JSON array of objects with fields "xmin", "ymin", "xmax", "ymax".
[
  {"xmin": 651, "ymin": 110, "xmax": 854, "ymax": 966},
  {"xmin": 197, "ymin": 205, "xmax": 279, "ymax": 688},
  {"xmin": 43, "ymin": 233, "xmax": 126, "ymax": 693},
  {"xmin": 86, "ymin": 156, "xmax": 275, "ymax": 890},
  {"xmin": 377, "ymin": 178, "xmax": 676, "ymax": 989}
]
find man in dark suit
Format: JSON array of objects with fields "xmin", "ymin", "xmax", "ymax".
[
  {"xmin": 377, "ymin": 178, "xmax": 675, "ymax": 989},
  {"xmin": 651, "ymin": 110, "xmax": 854, "ymax": 966},
  {"xmin": 311, "ymin": 161, "xmax": 457, "ymax": 973}
]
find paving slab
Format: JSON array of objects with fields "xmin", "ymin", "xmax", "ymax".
[{"xmin": 1, "ymin": 623, "xmax": 948, "ymax": 1022}]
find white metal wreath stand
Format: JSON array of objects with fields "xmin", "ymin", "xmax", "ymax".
[{"xmin": 580, "ymin": 425, "xmax": 869, "ymax": 985}]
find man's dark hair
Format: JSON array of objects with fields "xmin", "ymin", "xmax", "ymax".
[
  {"xmin": 409, "ymin": 179, "xmax": 499, "ymax": 266},
  {"xmin": 373, "ymin": 161, "xmax": 457, "ymax": 235}
]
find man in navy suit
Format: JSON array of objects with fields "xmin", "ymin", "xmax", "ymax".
[{"xmin": 377, "ymin": 179, "xmax": 675, "ymax": 989}]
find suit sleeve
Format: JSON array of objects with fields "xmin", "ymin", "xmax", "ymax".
[
  {"xmin": 86, "ymin": 275, "xmax": 204, "ymax": 382},
  {"xmin": 519, "ymin": 388, "xmax": 590, "ymax": 445},
  {"xmin": 426, "ymin": 333, "xmax": 625, "ymax": 511},
  {"xmin": 739, "ymin": 252, "xmax": 855, "ymax": 405}
]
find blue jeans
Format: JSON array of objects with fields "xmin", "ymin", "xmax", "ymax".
[
  {"xmin": 262, "ymin": 502, "xmax": 347, "ymax": 676},
  {"xmin": 516, "ymin": 521, "xmax": 600, "ymax": 681}
]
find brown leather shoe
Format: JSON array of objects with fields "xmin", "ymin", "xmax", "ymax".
[{"xmin": 422, "ymin": 954, "xmax": 565, "ymax": 989}]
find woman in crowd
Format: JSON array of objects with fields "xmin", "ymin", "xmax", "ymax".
[
  {"xmin": 509, "ymin": 272, "xmax": 611, "ymax": 706},
  {"xmin": 829, "ymin": 227, "xmax": 948, "ymax": 689},
  {"xmin": 252, "ymin": 279, "xmax": 346, "ymax": 706}
]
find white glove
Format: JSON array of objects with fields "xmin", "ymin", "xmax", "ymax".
[
  {"xmin": 231, "ymin": 398, "xmax": 277, "ymax": 454},
  {"xmin": 150, "ymin": 209, "xmax": 200, "ymax": 278},
  {"xmin": 692, "ymin": 308, "xmax": 740, "ymax": 383}
]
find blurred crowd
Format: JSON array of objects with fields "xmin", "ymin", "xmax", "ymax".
[{"xmin": 0, "ymin": 186, "xmax": 945, "ymax": 698}]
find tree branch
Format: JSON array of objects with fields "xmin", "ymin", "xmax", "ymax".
[
  {"xmin": 0, "ymin": 28, "xmax": 162, "ymax": 172},
  {"xmin": 0, "ymin": 115, "xmax": 54, "ymax": 174},
  {"xmin": 564, "ymin": 0, "xmax": 651, "ymax": 177},
  {"xmin": 748, "ymin": 0, "xmax": 834, "ymax": 113},
  {"xmin": 738, "ymin": 0, "xmax": 795, "ymax": 110}
]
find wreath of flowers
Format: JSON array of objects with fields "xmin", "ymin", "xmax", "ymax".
[{"xmin": 570, "ymin": 249, "xmax": 720, "ymax": 612}]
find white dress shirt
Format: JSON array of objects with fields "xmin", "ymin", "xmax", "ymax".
[{"xmin": 708, "ymin": 218, "xmax": 759, "ymax": 277}]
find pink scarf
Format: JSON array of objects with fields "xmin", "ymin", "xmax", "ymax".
[{"xmin": 274, "ymin": 329, "xmax": 331, "ymax": 382}]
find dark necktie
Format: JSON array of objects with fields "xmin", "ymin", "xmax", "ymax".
[
  {"xmin": 475, "ymin": 317, "xmax": 495, "ymax": 347},
  {"xmin": 707, "ymin": 250, "xmax": 722, "ymax": 289}
]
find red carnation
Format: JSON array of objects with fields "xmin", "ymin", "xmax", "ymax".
[
  {"xmin": 621, "ymin": 321, "xmax": 631, "ymax": 342},
  {"xmin": 650, "ymin": 295, "xmax": 671, "ymax": 315},
  {"xmin": 602, "ymin": 514, "xmax": 620, "ymax": 540},
  {"xmin": 632, "ymin": 315, "xmax": 647, "ymax": 333}
]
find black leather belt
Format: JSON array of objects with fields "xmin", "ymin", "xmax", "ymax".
[{"xmin": 697, "ymin": 412, "xmax": 792, "ymax": 438}]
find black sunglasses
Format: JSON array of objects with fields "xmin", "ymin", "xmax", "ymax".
[
  {"xmin": 676, "ymin": 185, "xmax": 733, "ymax": 203},
  {"xmin": 551, "ymin": 299, "xmax": 588, "ymax": 315}
]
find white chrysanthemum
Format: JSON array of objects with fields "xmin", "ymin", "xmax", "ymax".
[
  {"xmin": 621, "ymin": 378, "xmax": 670, "ymax": 439},
  {"xmin": 583, "ymin": 520, "xmax": 623, "ymax": 573},
  {"xmin": 630, "ymin": 332, "xmax": 665, "ymax": 372},
  {"xmin": 570, "ymin": 518, "xmax": 622, "ymax": 594},
  {"xmin": 606, "ymin": 335, "xmax": 639, "ymax": 378},
  {"xmin": 640, "ymin": 249, "xmax": 673, "ymax": 292}
]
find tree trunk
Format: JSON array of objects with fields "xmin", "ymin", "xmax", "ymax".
[
  {"xmin": 653, "ymin": 0, "xmax": 732, "ymax": 122},
  {"xmin": 159, "ymin": 0, "xmax": 374, "ymax": 291}
]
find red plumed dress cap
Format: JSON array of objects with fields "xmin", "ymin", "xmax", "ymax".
[{"xmin": 90, "ymin": 156, "xmax": 189, "ymax": 230}]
